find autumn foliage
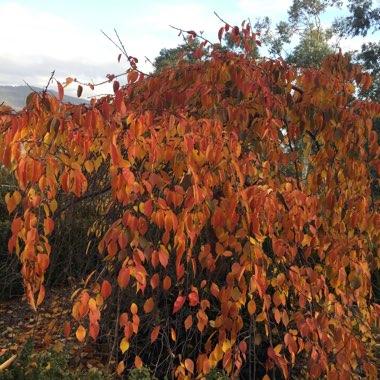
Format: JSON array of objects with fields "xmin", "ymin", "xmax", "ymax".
[{"xmin": 0, "ymin": 21, "xmax": 380, "ymax": 379}]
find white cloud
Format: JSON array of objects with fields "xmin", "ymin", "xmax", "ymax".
[
  {"xmin": 237, "ymin": 0, "xmax": 293, "ymax": 21},
  {"xmin": 0, "ymin": 1, "xmax": 224, "ymax": 97},
  {"xmin": 0, "ymin": 1, "xmax": 121, "ymax": 96},
  {"xmin": 0, "ymin": 0, "xmax": 378, "ymax": 100}
]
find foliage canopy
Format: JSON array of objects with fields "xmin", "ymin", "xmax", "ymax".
[{"xmin": 0, "ymin": 20, "xmax": 379, "ymax": 379}]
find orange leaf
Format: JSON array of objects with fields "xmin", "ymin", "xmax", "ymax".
[
  {"xmin": 116, "ymin": 360, "xmax": 125, "ymax": 375},
  {"xmin": 272, "ymin": 290, "xmax": 282, "ymax": 307},
  {"xmin": 135, "ymin": 356, "xmax": 143, "ymax": 369},
  {"xmin": 159, "ymin": 245, "xmax": 169, "ymax": 267},
  {"xmin": 173, "ymin": 295, "xmax": 186, "ymax": 314},
  {"xmin": 184, "ymin": 315, "xmax": 193, "ymax": 330},
  {"xmin": 247, "ymin": 299, "xmax": 256, "ymax": 315},
  {"xmin": 5, "ymin": 191, "xmax": 21, "ymax": 214},
  {"xmin": 185, "ymin": 358, "xmax": 194, "ymax": 374},
  {"xmin": 143, "ymin": 297, "xmax": 155, "ymax": 313},
  {"xmin": 37, "ymin": 254, "xmax": 50, "ymax": 273},
  {"xmin": 89, "ymin": 322, "xmax": 99, "ymax": 340},
  {"xmin": 150, "ymin": 325, "xmax": 160, "ymax": 343},
  {"xmin": 76, "ymin": 325, "xmax": 86, "ymax": 342},
  {"xmin": 36, "ymin": 285, "xmax": 45, "ymax": 306},
  {"xmin": 110, "ymin": 136, "xmax": 121, "ymax": 166},
  {"xmin": 171, "ymin": 327, "xmax": 176, "ymax": 342},
  {"xmin": 44, "ymin": 217, "xmax": 55, "ymax": 235},
  {"xmin": 57, "ymin": 81, "xmax": 64, "ymax": 101},
  {"xmin": 64, "ymin": 321, "xmax": 71, "ymax": 338},
  {"xmin": 130, "ymin": 303, "xmax": 138, "ymax": 315}
]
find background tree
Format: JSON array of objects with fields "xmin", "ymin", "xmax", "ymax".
[
  {"xmin": 333, "ymin": 0, "xmax": 380, "ymax": 101},
  {"xmin": 153, "ymin": 37, "xmax": 203, "ymax": 72},
  {"xmin": 253, "ymin": 0, "xmax": 341, "ymax": 68}
]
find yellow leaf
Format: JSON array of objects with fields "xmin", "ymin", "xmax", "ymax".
[
  {"xmin": 88, "ymin": 298, "xmax": 97, "ymax": 311},
  {"xmin": 256, "ymin": 311, "xmax": 267, "ymax": 322},
  {"xmin": 0, "ymin": 354, "xmax": 17, "ymax": 371},
  {"xmin": 53, "ymin": 341, "xmax": 64, "ymax": 353},
  {"xmin": 274, "ymin": 344, "xmax": 283, "ymax": 353},
  {"xmin": 13, "ymin": 191, "xmax": 21, "ymax": 205},
  {"xmin": 84, "ymin": 160, "xmax": 94, "ymax": 173},
  {"xmin": 50, "ymin": 199, "xmax": 58, "ymax": 213},
  {"xmin": 301, "ymin": 234, "xmax": 311, "ymax": 247},
  {"xmin": 222, "ymin": 339, "xmax": 231, "ymax": 353},
  {"xmin": 120, "ymin": 337, "xmax": 130, "ymax": 353}
]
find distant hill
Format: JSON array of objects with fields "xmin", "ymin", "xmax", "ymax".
[{"xmin": 0, "ymin": 85, "xmax": 88, "ymax": 111}]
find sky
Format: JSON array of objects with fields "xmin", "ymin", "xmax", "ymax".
[{"xmin": 0, "ymin": 0, "xmax": 379, "ymax": 98}]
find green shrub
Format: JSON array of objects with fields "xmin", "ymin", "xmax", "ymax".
[
  {"xmin": 0, "ymin": 340, "xmax": 110, "ymax": 380},
  {"xmin": 205, "ymin": 369, "xmax": 232, "ymax": 380}
]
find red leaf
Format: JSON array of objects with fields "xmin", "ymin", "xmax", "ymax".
[
  {"xmin": 218, "ymin": 27, "xmax": 225, "ymax": 42},
  {"xmin": 113, "ymin": 80, "xmax": 120, "ymax": 93},
  {"xmin": 163, "ymin": 276, "xmax": 171, "ymax": 291},
  {"xmin": 77, "ymin": 85, "xmax": 83, "ymax": 98},
  {"xmin": 127, "ymin": 70, "xmax": 139, "ymax": 84},
  {"xmin": 188, "ymin": 291, "xmax": 199, "ymax": 307},
  {"xmin": 101, "ymin": 280, "xmax": 112, "ymax": 300},
  {"xmin": 118, "ymin": 267, "xmax": 130, "ymax": 289},
  {"xmin": 173, "ymin": 295, "xmax": 186, "ymax": 314},
  {"xmin": 64, "ymin": 321, "xmax": 71, "ymax": 338}
]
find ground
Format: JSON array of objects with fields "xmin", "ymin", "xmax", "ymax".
[{"xmin": 0, "ymin": 287, "xmax": 109, "ymax": 376}]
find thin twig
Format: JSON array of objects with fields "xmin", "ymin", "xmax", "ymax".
[
  {"xmin": 44, "ymin": 70, "xmax": 56, "ymax": 94},
  {"xmin": 100, "ymin": 29, "xmax": 151, "ymax": 78},
  {"xmin": 23, "ymin": 81, "xmax": 39, "ymax": 95},
  {"xmin": 169, "ymin": 25, "xmax": 214, "ymax": 47},
  {"xmin": 214, "ymin": 11, "xmax": 231, "ymax": 28}
]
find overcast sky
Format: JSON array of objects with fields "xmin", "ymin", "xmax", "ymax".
[{"xmin": 0, "ymin": 0, "xmax": 379, "ymax": 98}]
